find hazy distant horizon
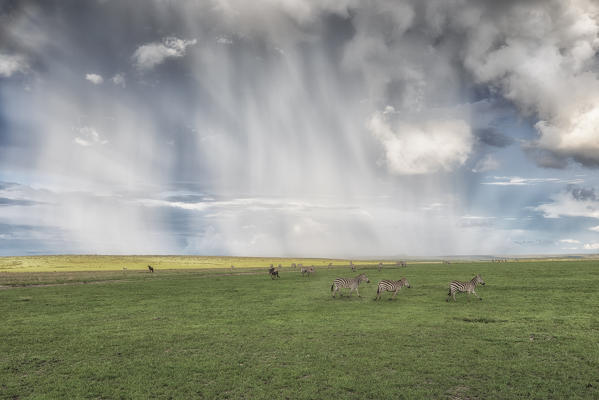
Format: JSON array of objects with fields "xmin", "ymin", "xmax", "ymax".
[{"xmin": 2, "ymin": 1, "xmax": 599, "ymax": 257}]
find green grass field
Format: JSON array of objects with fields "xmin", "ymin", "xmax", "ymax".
[{"xmin": 2, "ymin": 259, "xmax": 599, "ymax": 399}]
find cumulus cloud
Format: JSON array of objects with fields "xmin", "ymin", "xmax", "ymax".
[
  {"xmin": 0, "ymin": 53, "xmax": 28, "ymax": 77},
  {"xmin": 85, "ymin": 73, "xmax": 103, "ymax": 84},
  {"xmin": 74, "ymin": 126, "xmax": 108, "ymax": 147},
  {"xmin": 583, "ymin": 243, "xmax": 599, "ymax": 250},
  {"xmin": 368, "ymin": 109, "xmax": 473, "ymax": 175},
  {"xmin": 589, "ymin": 225, "xmax": 599, "ymax": 232},
  {"xmin": 132, "ymin": 37, "xmax": 197, "ymax": 70},
  {"xmin": 461, "ymin": 0, "xmax": 599, "ymax": 167},
  {"xmin": 535, "ymin": 186, "xmax": 599, "ymax": 219}
]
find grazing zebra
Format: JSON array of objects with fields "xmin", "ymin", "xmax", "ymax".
[
  {"xmin": 291, "ymin": 263, "xmax": 296, "ymax": 269},
  {"xmin": 331, "ymin": 274, "xmax": 370, "ymax": 298},
  {"xmin": 147, "ymin": 265, "xmax": 154, "ymax": 273},
  {"xmin": 378, "ymin": 262, "xmax": 383, "ymax": 272},
  {"xmin": 268, "ymin": 266, "xmax": 280, "ymax": 279},
  {"xmin": 447, "ymin": 274, "xmax": 485, "ymax": 302},
  {"xmin": 301, "ymin": 266, "xmax": 315, "ymax": 276},
  {"xmin": 375, "ymin": 277, "xmax": 411, "ymax": 300}
]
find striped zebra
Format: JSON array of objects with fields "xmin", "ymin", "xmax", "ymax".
[
  {"xmin": 447, "ymin": 274, "xmax": 485, "ymax": 302},
  {"xmin": 331, "ymin": 274, "xmax": 370, "ymax": 298},
  {"xmin": 301, "ymin": 266, "xmax": 315, "ymax": 276},
  {"xmin": 374, "ymin": 277, "xmax": 411, "ymax": 300}
]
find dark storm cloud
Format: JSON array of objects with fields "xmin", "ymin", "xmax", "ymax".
[
  {"xmin": 1, "ymin": 0, "xmax": 599, "ymax": 256},
  {"xmin": 0, "ymin": 197, "xmax": 37, "ymax": 206},
  {"xmin": 476, "ymin": 128, "xmax": 514, "ymax": 148},
  {"xmin": 569, "ymin": 186, "xmax": 597, "ymax": 201}
]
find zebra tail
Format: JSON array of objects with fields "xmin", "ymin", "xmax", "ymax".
[{"xmin": 331, "ymin": 284, "xmax": 334, "ymax": 292}]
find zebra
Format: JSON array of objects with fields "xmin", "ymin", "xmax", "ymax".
[
  {"xmin": 375, "ymin": 277, "xmax": 411, "ymax": 300},
  {"xmin": 378, "ymin": 262, "xmax": 383, "ymax": 272},
  {"xmin": 331, "ymin": 274, "xmax": 370, "ymax": 298},
  {"xmin": 147, "ymin": 265, "xmax": 154, "ymax": 273},
  {"xmin": 268, "ymin": 266, "xmax": 280, "ymax": 279},
  {"xmin": 350, "ymin": 261, "xmax": 355, "ymax": 272},
  {"xmin": 301, "ymin": 266, "xmax": 315, "ymax": 276},
  {"xmin": 447, "ymin": 274, "xmax": 485, "ymax": 302}
]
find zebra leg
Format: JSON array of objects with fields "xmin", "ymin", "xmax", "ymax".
[
  {"xmin": 356, "ymin": 287, "xmax": 361, "ymax": 297},
  {"xmin": 452, "ymin": 291, "xmax": 457, "ymax": 301},
  {"xmin": 473, "ymin": 290, "xmax": 482, "ymax": 300},
  {"xmin": 392, "ymin": 290, "xmax": 398, "ymax": 300}
]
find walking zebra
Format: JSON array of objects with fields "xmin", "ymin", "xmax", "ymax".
[
  {"xmin": 447, "ymin": 274, "xmax": 485, "ymax": 302},
  {"xmin": 301, "ymin": 266, "xmax": 315, "ymax": 276},
  {"xmin": 375, "ymin": 277, "xmax": 411, "ymax": 300},
  {"xmin": 331, "ymin": 274, "xmax": 370, "ymax": 298}
]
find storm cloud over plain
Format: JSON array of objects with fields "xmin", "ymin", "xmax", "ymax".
[{"xmin": 1, "ymin": 0, "xmax": 599, "ymax": 256}]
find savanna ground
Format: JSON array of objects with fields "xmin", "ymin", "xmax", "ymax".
[{"xmin": 1, "ymin": 257, "xmax": 598, "ymax": 399}]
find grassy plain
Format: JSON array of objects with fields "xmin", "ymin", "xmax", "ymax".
[
  {"xmin": 1, "ymin": 259, "xmax": 599, "ymax": 399},
  {"xmin": 0, "ymin": 255, "xmax": 386, "ymax": 273}
]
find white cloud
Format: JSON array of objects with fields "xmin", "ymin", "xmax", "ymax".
[
  {"xmin": 74, "ymin": 126, "xmax": 108, "ymax": 147},
  {"xmin": 216, "ymin": 36, "xmax": 233, "ymax": 45},
  {"xmin": 368, "ymin": 110, "xmax": 473, "ymax": 175},
  {"xmin": 560, "ymin": 238, "xmax": 581, "ymax": 244},
  {"xmin": 535, "ymin": 191, "xmax": 599, "ymax": 219},
  {"xmin": 462, "ymin": 0, "xmax": 599, "ymax": 167},
  {"xmin": 584, "ymin": 243, "xmax": 599, "ymax": 250},
  {"xmin": 482, "ymin": 176, "xmax": 583, "ymax": 186},
  {"xmin": 472, "ymin": 154, "xmax": 500, "ymax": 173},
  {"xmin": 111, "ymin": 73, "xmax": 125, "ymax": 87},
  {"xmin": 590, "ymin": 225, "xmax": 599, "ymax": 232},
  {"xmin": 0, "ymin": 53, "xmax": 28, "ymax": 77},
  {"xmin": 132, "ymin": 37, "xmax": 197, "ymax": 70},
  {"xmin": 85, "ymin": 73, "xmax": 103, "ymax": 84}
]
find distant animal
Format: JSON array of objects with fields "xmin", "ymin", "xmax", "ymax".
[
  {"xmin": 378, "ymin": 262, "xmax": 383, "ymax": 272},
  {"xmin": 291, "ymin": 263, "xmax": 297, "ymax": 269},
  {"xmin": 301, "ymin": 266, "xmax": 315, "ymax": 276},
  {"xmin": 148, "ymin": 265, "xmax": 154, "ymax": 273},
  {"xmin": 328, "ymin": 262, "xmax": 333, "ymax": 269},
  {"xmin": 268, "ymin": 266, "xmax": 280, "ymax": 279},
  {"xmin": 350, "ymin": 261, "xmax": 355, "ymax": 272},
  {"xmin": 447, "ymin": 274, "xmax": 485, "ymax": 302},
  {"xmin": 375, "ymin": 277, "xmax": 411, "ymax": 300},
  {"xmin": 397, "ymin": 261, "xmax": 407, "ymax": 267},
  {"xmin": 331, "ymin": 274, "xmax": 370, "ymax": 298}
]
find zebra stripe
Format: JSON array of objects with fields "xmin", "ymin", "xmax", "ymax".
[
  {"xmin": 374, "ymin": 277, "xmax": 410, "ymax": 300},
  {"xmin": 447, "ymin": 274, "xmax": 485, "ymax": 301},
  {"xmin": 331, "ymin": 274, "xmax": 370, "ymax": 298}
]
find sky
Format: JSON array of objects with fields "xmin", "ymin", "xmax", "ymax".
[{"xmin": 1, "ymin": 0, "xmax": 599, "ymax": 257}]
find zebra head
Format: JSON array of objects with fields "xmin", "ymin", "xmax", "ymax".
[
  {"xmin": 401, "ymin": 277, "xmax": 411, "ymax": 288},
  {"xmin": 358, "ymin": 274, "xmax": 369, "ymax": 283},
  {"xmin": 475, "ymin": 274, "xmax": 485, "ymax": 285}
]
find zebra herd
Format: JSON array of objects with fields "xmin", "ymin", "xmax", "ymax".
[{"xmin": 266, "ymin": 263, "xmax": 486, "ymax": 301}]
